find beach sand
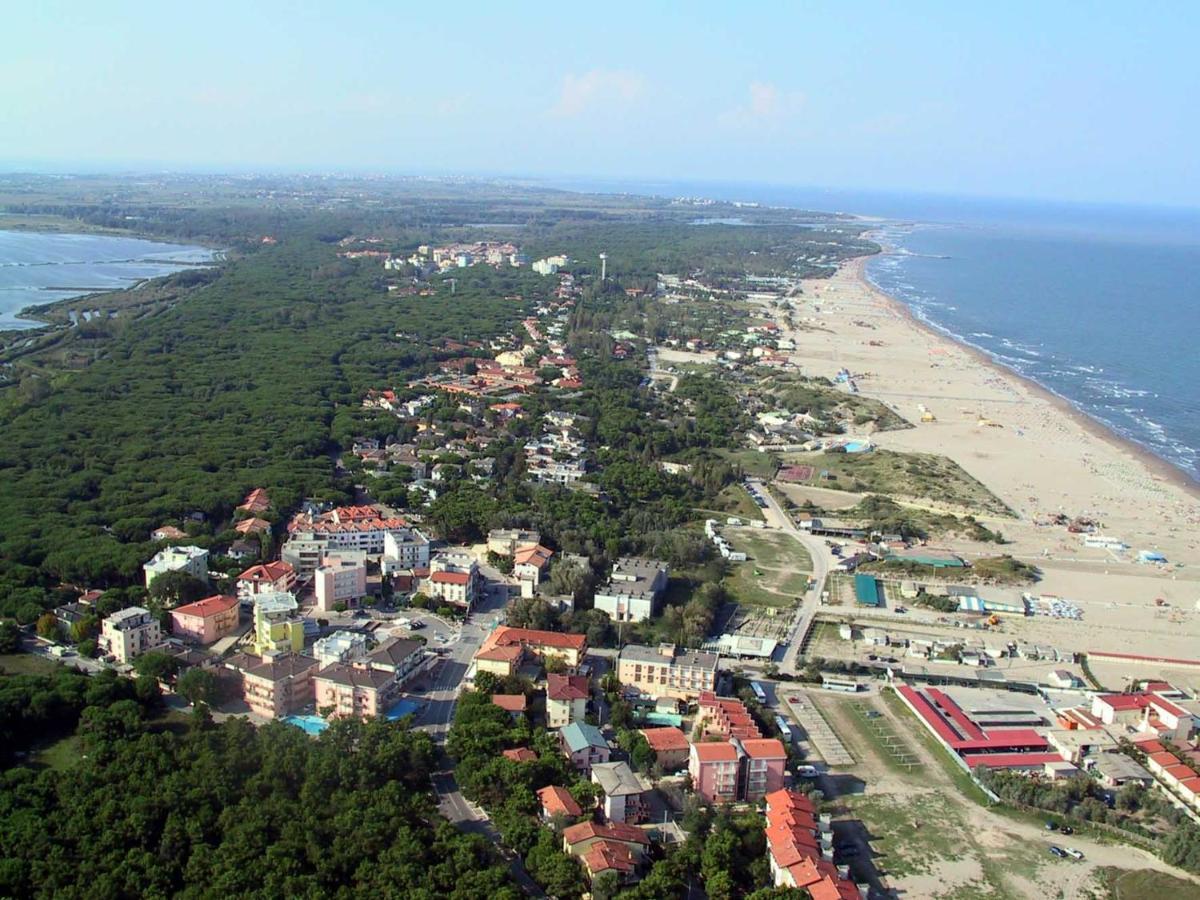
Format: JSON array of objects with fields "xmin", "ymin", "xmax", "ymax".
[{"xmin": 762, "ymin": 251, "xmax": 1200, "ymax": 671}]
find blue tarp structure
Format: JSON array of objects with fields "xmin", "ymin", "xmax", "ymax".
[{"xmin": 854, "ymin": 574, "xmax": 882, "ymax": 607}]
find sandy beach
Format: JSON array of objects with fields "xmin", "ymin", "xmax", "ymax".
[{"xmin": 764, "ymin": 250, "xmax": 1200, "ymax": 672}]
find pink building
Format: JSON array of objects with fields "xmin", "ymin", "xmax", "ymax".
[
  {"xmin": 690, "ymin": 741, "xmax": 740, "ymax": 804},
  {"xmin": 313, "ymin": 664, "xmax": 401, "ymax": 718},
  {"xmin": 689, "ymin": 737, "xmax": 787, "ymax": 803},
  {"xmin": 740, "ymin": 738, "xmax": 789, "ymax": 801},
  {"xmin": 170, "ymin": 594, "xmax": 240, "ymax": 645}
]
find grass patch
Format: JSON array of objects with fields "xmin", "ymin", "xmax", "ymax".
[
  {"xmin": 0, "ymin": 653, "xmax": 60, "ymax": 676},
  {"xmin": 844, "ymin": 701, "xmax": 923, "ymax": 773},
  {"xmin": 1094, "ymin": 867, "xmax": 1200, "ymax": 900},
  {"xmin": 783, "ymin": 449, "xmax": 1012, "ymax": 517},
  {"xmin": 722, "ymin": 528, "xmax": 812, "ymax": 609},
  {"xmin": 35, "ymin": 734, "xmax": 83, "ymax": 771},
  {"xmin": 704, "ymin": 483, "xmax": 764, "ymax": 521},
  {"xmin": 716, "ymin": 448, "xmax": 780, "ymax": 479},
  {"xmin": 845, "ymin": 792, "xmax": 967, "ymax": 879}
]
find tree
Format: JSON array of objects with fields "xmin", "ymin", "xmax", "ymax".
[
  {"xmin": 132, "ymin": 651, "xmax": 181, "ymax": 682},
  {"xmin": 177, "ymin": 667, "xmax": 218, "ymax": 706},
  {"xmin": 35, "ymin": 612, "xmax": 60, "ymax": 640},
  {"xmin": 524, "ymin": 830, "xmax": 586, "ymax": 899},
  {"xmin": 548, "ymin": 559, "xmax": 589, "ymax": 601},
  {"xmin": 77, "ymin": 638, "xmax": 97, "ymax": 658},
  {"xmin": 70, "ymin": 615, "xmax": 99, "ymax": 644},
  {"xmin": 148, "ymin": 570, "xmax": 209, "ymax": 607},
  {"xmin": 0, "ymin": 620, "xmax": 21, "ymax": 654}
]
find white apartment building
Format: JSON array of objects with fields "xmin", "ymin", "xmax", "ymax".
[
  {"xmin": 100, "ymin": 607, "xmax": 163, "ymax": 664},
  {"xmin": 143, "ymin": 545, "xmax": 209, "ymax": 587},
  {"xmin": 381, "ymin": 527, "xmax": 431, "ymax": 573},
  {"xmin": 593, "ymin": 558, "xmax": 669, "ymax": 623}
]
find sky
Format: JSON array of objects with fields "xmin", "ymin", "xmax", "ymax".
[{"xmin": 3, "ymin": 1, "xmax": 1198, "ymax": 207}]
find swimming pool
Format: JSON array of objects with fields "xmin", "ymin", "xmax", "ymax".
[
  {"xmin": 385, "ymin": 699, "xmax": 422, "ymax": 720},
  {"xmin": 283, "ymin": 714, "xmax": 329, "ymax": 735},
  {"xmin": 844, "ymin": 440, "xmax": 873, "ymax": 453}
]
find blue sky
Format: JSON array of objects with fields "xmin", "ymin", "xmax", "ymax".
[{"xmin": 3, "ymin": 1, "xmax": 1198, "ymax": 206}]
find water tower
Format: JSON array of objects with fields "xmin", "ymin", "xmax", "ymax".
[{"xmin": 599, "ymin": 252, "xmax": 608, "ymax": 281}]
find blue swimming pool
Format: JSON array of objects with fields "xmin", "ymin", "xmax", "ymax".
[
  {"xmin": 385, "ymin": 699, "xmax": 422, "ymax": 720},
  {"xmin": 283, "ymin": 714, "xmax": 329, "ymax": 735}
]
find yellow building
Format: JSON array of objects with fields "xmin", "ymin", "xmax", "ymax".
[{"xmin": 252, "ymin": 591, "xmax": 305, "ymax": 656}]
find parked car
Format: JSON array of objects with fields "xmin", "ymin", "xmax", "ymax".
[
  {"xmin": 1045, "ymin": 821, "xmax": 1058, "ymax": 831},
  {"xmin": 1066, "ymin": 848, "xmax": 1084, "ymax": 860},
  {"xmin": 1048, "ymin": 846, "xmax": 1066, "ymax": 858},
  {"xmin": 1059, "ymin": 825, "xmax": 1073, "ymax": 835}
]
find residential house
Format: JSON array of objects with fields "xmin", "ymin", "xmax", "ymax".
[
  {"xmin": 504, "ymin": 747, "xmax": 539, "ymax": 763},
  {"xmin": 616, "ymin": 643, "xmax": 720, "ymax": 701},
  {"xmin": 53, "ymin": 602, "xmax": 90, "ymax": 641},
  {"xmin": 312, "ymin": 630, "xmax": 370, "ymax": 668},
  {"xmin": 143, "ymin": 545, "xmax": 209, "ymax": 588},
  {"xmin": 170, "ymin": 594, "xmax": 240, "ymax": 645},
  {"xmin": 100, "ymin": 607, "xmax": 162, "ymax": 664},
  {"xmin": 640, "ymin": 726, "xmax": 690, "ymax": 771},
  {"xmin": 427, "ymin": 551, "xmax": 480, "ymax": 608},
  {"xmin": 538, "ymin": 785, "xmax": 583, "ymax": 821},
  {"xmin": 561, "ymin": 721, "xmax": 611, "ymax": 773},
  {"xmin": 562, "ymin": 821, "xmax": 650, "ymax": 886},
  {"xmin": 235, "ymin": 517, "xmax": 271, "ymax": 536},
  {"xmin": 251, "ymin": 591, "xmax": 305, "ymax": 656},
  {"xmin": 314, "ymin": 552, "xmax": 369, "ymax": 612},
  {"xmin": 547, "ymin": 673, "xmax": 590, "ymax": 728},
  {"xmin": 225, "ymin": 652, "xmax": 319, "ymax": 720},
  {"xmin": 151, "ymin": 525, "xmax": 188, "ymax": 542},
  {"xmin": 488, "ymin": 529, "xmax": 542, "ymax": 557},
  {"xmin": 591, "ymin": 761, "xmax": 649, "ymax": 824},
  {"xmin": 593, "ymin": 558, "xmax": 669, "ymax": 623},
  {"xmin": 492, "ymin": 693, "xmax": 528, "ymax": 720},
  {"xmin": 514, "ymin": 543, "xmax": 554, "ymax": 598},
  {"xmin": 236, "ymin": 561, "xmax": 297, "ymax": 607},
  {"xmin": 237, "ymin": 488, "xmax": 272, "ymax": 515}
]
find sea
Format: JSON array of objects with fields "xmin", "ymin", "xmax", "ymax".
[
  {"xmin": 548, "ymin": 177, "xmax": 1200, "ymax": 484},
  {"xmin": 0, "ymin": 228, "xmax": 217, "ymax": 330}
]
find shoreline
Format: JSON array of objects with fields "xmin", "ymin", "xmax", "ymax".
[{"xmin": 846, "ymin": 246, "xmax": 1200, "ymax": 502}]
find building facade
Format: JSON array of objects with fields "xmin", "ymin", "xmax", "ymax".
[
  {"xmin": 593, "ymin": 558, "xmax": 668, "ymax": 622},
  {"xmin": 143, "ymin": 545, "xmax": 209, "ymax": 588},
  {"xmin": 100, "ymin": 607, "xmax": 163, "ymax": 664},
  {"xmin": 616, "ymin": 643, "xmax": 719, "ymax": 701},
  {"xmin": 170, "ymin": 594, "xmax": 240, "ymax": 645},
  {"xmin": 314, "ymin": 552, "xmax": 368, "ymax": 612}
]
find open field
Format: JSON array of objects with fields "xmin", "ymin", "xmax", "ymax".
[
  {"xmin": 781, "ymin": 448, "xmax": 1013, "ymax": 517},
  {"xmin": 716, "ymin": 448, "xmax": 780, "ymax": 479},
  {"xmin": 722, "ymin": 526, "xmax": 811, "ymax": 609},
  {"xmin": 847, "ymin": 700, "xmax": 923, "ymax": 773},
  {"xmin": 0, "ymin": 653, "xmax": 59, "ymax": 676},
  {"xmin": 704, "ymin": 483, "xmax": 765, "ymax": 521},
  {"xmin": 1094, "ymin": 866, "xmax": 1200, "ymax": 900},
  {"xmin": 803, "ymin": 686, "xmax": 1195, "ymax": 898}
]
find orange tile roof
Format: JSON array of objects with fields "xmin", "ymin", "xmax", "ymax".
[
  {"xmin": 431, "ymin": 571, "xmax": 471, "ymax": 585},
  {"xmin": 692, "ymin": 741, "xmax": 738, "ymax": 762},
  {"xmin": 742, "ymin": 737, "xmax": 788, "ymax": 759},
  {"xmin": 547, "ymin": 674, "xmax": 589, "ymax": 701},
  {"xmin": 537, "ymin": 785, "xmax": 582, "ymax": 818},
  {"xmin": 492, "ymin": 694, "xmax": 527, "ymax": 713},
  {"xmin": 235, "ymin": 517, "xmax": 271, "ymax": 534},
  {"xmin": 514, "ymin": 543, "xmax": 554, "ymax": 569},
  {"xmin": 172, "ymin": 594, "xmax": 238, "ymax": 618},
  {"xmin": 238, "ymin": 561, "xmax": 294, "ymax": 584},
  {"xmin": 503, "ymin": 747, "xmax": 538, "ymax": 763},
  {"xmin": 640, "ymin": 726, "xmax": 689, "ymax": 753},
  {"xmin": 582, "ymin": 840, "xmax": 636, "ymax": 875},
  {"xmin": 475, "ymin": 645, "xmax": 524, "ymax": 663},
  {"xmin": 562, "ymin": 821, "xmax": 649, "ymax": 847},
  {"xmin": 480, "ymin": 626, "xmax": 587, "ymax": 654}
]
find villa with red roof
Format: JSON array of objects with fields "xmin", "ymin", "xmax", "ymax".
[
  {"xmin": 640, "ymin": 726, "xmax": 690, "ymax": 770},
  {"xmin": 513, "ymin": 543, "xmax": 554, "ymax": 597},
  {"xmin": 503, "ymin": 747, "xmax": 538, "ymax": 763},
  {"xmin": 237, "ymin": 488, "xmax": 272, "ymax": 515},
  {"xmin": 492, "ymin": 693, "xmax": 528, "ymax": 719},
  {"xmin": 235, "ymin": 517, "xmax": 271, "ymax": 535},
  {"xmin": 538, "ymin": 785, "xmax": 583, "ymax": 820},
  {"xmin": 547, "ymin": 673, "xmax": 590, "ymax": 728},
  {"xmin": 170, "ymin": 594, "xmax": 240, "ymax": 645},
  {"xmin": 473, "ymin": 625, "xmax": 588, "ymax": 674},
  {"xmin": 562, "ymin": 821, "xmax": 650, "ymax": 886},
  {"xmin": 236, "ymin": 561, "xmax": 296, "ymax": 605}
]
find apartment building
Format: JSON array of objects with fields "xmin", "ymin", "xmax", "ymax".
[
  {"xmin": 170, "ymin": 594, "xmax": 239, "ymax": 645},
  {"xmin": 236, "ymin": 561, "xmax": 297, "ymax": 606},
  {"xmin": 100, "ymin": 607, "xmax": 162, "ymax": 664},
  {"xmin": 226, "ymin": 652, "xmax": 319, "ymax": 719},
  {"xmin": 251, "ymin": 591, "xmax": 305, "ymax": 656},
  {"xmin": 143, "ymin": 545, "xmax": 208, "ymax": 588},
  {"xmin": 616, "ymin": 643, "xmax": 719, "ymax": 701},
  {"xmin": 314, "ymin": 552, "xmax": 368, "ymax": 612},
  {"xmin": 593, "ymin": 558, "xmax": 668, "ymax": 623},
  {"xmin": 381, "ymin": 527, "xmax": 431, "ymax": 571}
]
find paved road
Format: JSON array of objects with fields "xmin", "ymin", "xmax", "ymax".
[{"xmin": 745, "ymin": 478, "xmax": 835, "ymax": 675}]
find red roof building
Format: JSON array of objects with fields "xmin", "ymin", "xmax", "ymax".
[
  {"xmin": 238, "ymin": 488, "xmax": 272, "ymax": 514},
  {"xmin": 492, "ymin": 694, "xmax": 528, "ymax": 716},
  {"xmin": 503, "ymin": 747, "xmax": 538, "ymax": 763},
  {"xmin": 537, "ymin": 785, "xmax": 583, "ymax": 819}
]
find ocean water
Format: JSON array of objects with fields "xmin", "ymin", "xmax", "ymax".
[
  {"xmin": 548, "ymin": 177, "xmax": 1200, "ymax": 484},
  {"xmin": 0, "ymin": 229, "xmax": 216, "ymax": 329},
  {"xmin": 863, "ymin": 215, "xmax": 1200, "ymax": 484}
]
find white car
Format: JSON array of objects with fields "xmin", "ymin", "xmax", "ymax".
[{"xmin": 1066, "ymin": 848, "xmax": 1084, "ymax": 860}]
